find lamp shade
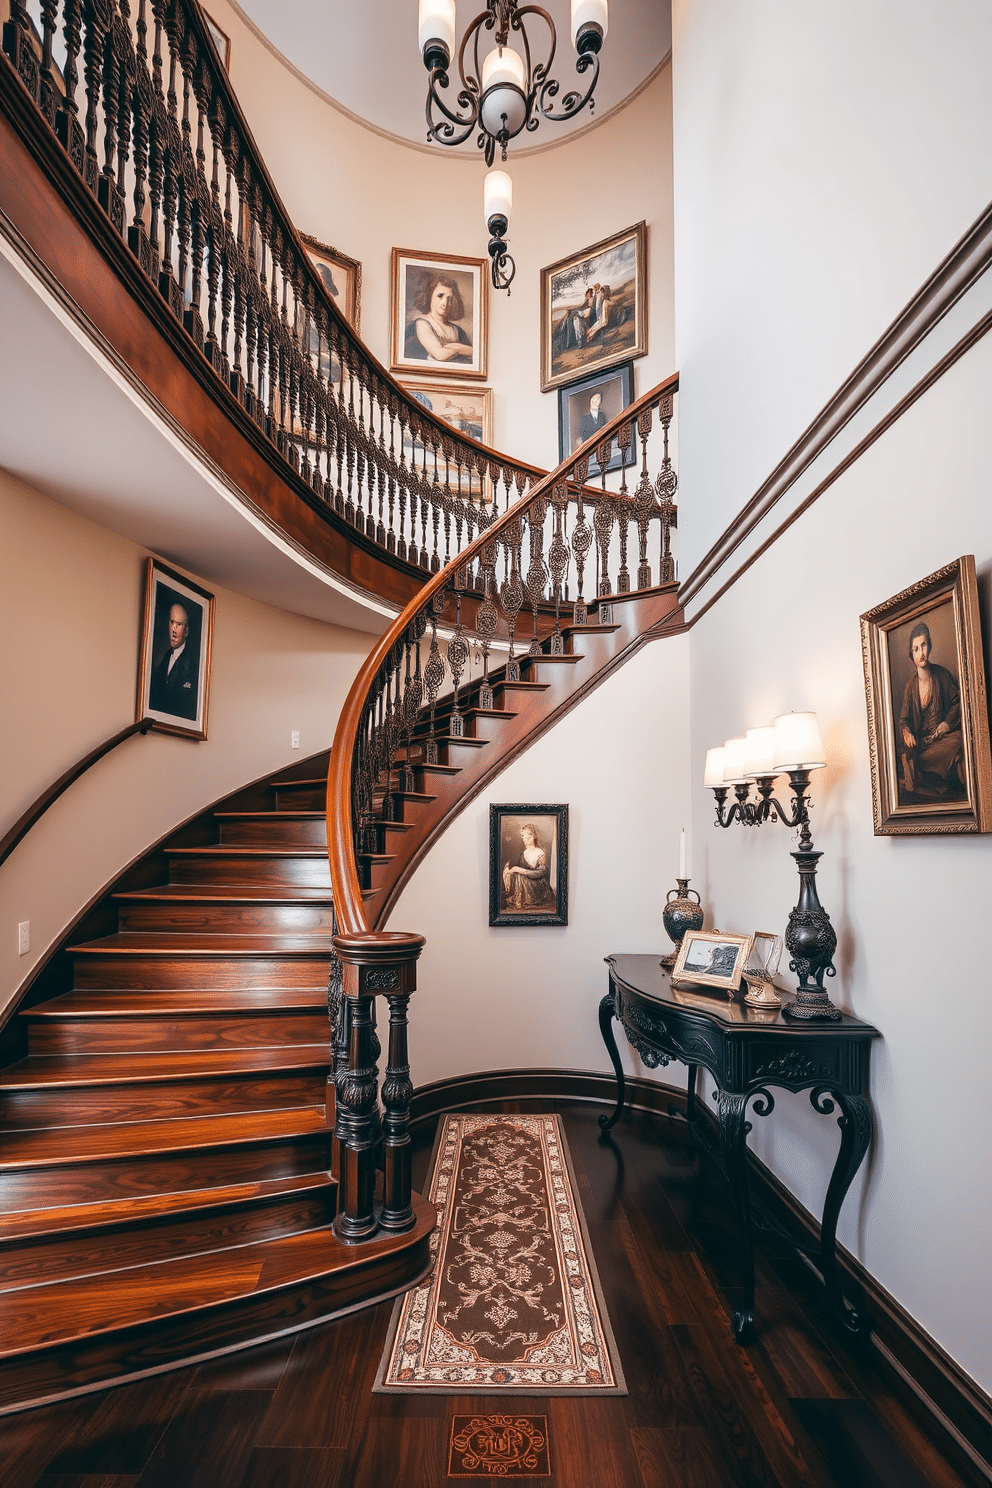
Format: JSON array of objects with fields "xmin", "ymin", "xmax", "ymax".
[
  {"xmin": 722, "ymin": 738, "xmax": 750, "ymax": 785},
  {"xmin": 418, "ymin": 0, "xmax": 455, "ymax": 60},
  {"xmin": 484, "ymin": 169, "xmax": 512, "ymax": 228},
  {"xmin": 570, "ymin": 0, "xmax": 608, "ymax": 48},
  {"xmin": 703, "ymin": 746, "xmax": 727, "ymax": 788},
  {"xmin": 481, "ymin": 46, "xmax": 528, "ymax": 138},
  {"xmin": 772, "ymin": 711, "xmax": 826, "ymax": 771},
  {"xmin": 742, "ymin": 727, "xmax": 777, "ymax": 780}
]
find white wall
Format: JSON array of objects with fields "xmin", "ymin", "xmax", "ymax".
[
  {"xmin": 672, "ymin": 0, "xmax": 992, "ymax": 1392},
  {"xmin": 391, "ymin": 635, "xmax": 691, "ymax": 1086},
  {"xmin": 210, "ymin": 1, "xmax": 675, "ymax": 469},
  {"xmin": 0, "ymin": 469, "xmax": 370, "ymax": 1011}
]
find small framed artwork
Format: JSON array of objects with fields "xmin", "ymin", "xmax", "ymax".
[
  {"xmin": 201, "ymin": 9, "xmax": 231, "ymax": 69},
  {"xmin": 673, "ymin": 930, "xmax": 754, "ymax": 995},
  {"xmin": 558, "ymin": 361, "xmax": 635, "ymax": 473},
  {"xmin": 860, "ymin": 555, "xmax": 992, "ymax": 835},
  {"xmin": 136, "ymin": 559, "xmax": 215, "ymax": 740},
  {"xmin": 300, "ymin": 234, "xmax": 362, "ymax": 333},
  {"xmin": 400, "ymin": 380, "xmax": 493, "ymax": 448},
  {"xmin": 541, "ymin": 222, "xmax": 647, "ymax": 393},
  {"xmin": 390, "ymin": 248, "xmax": 487, "ymax": 381},
  {"xmin": 489, "ymin": 804, "xmax": 568, "ymax": 927}
]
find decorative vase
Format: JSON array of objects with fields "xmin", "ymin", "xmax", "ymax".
[
  {"xmin": 782, "ymin": 846, "xmax": 842, "ymax": 1021},
  {"xmin": 660, "ymin": 879, "xmax": 704, "ymax": 968}
]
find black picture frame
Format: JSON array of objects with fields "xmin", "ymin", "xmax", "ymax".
[
  {"xmin": 489, "ymin": 804, "xmax": 568, "ymax": 927},
  {"xmin": 136, "ymin": 558, "xmax": 215, "ymax": 740},
  {"xmin": 557, "ymin": 361, "xmax": 635, "ymax": 474}
]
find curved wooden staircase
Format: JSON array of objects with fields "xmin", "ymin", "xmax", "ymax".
[{"xmin": 0, "ymin": 758, "xmax": 433, "ymax": 1416}]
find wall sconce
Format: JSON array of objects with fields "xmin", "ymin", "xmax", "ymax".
[
  {"xmin": 704, "ymin": 712, "xmax": 840, "ymax": 1021},
  {"xmin": 484, "ymin": 169, "xmax": 515, "ymax": 292}
]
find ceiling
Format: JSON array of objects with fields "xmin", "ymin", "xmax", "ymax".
[{"xmin": 230, "ymin": 0, "xmax": 671, "ymax": 152}]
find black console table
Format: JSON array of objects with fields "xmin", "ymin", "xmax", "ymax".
[{"xmin": 600, "ymin": 954, "xmax": 881, "ymax": 1344}]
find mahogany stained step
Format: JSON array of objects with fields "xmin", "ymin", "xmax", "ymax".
[
  {"xmin": 214, "ymin": 813, "xmax": 328, "ymax": 847},
  {"xmin": 0, "ymin": 1067, "xmax": 328, "ymax": 1128},
  {"xmin": 69, "ymin": 932, "xmax": 334, "ymax": 988},
  {"xmin": 165, "ymin": 847, "xmax": 331, "ymax": 887},
  {"xmin": 115, "ymin": 885, "xmax": 337, "ymax": 934}
]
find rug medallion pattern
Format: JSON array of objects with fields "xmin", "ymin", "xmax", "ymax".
[
  {"xmin": 448, "ymin": 1414, "xmax": 551, "ymax": 1478},
  {"xmin": 375, "ymin": 1113, "xmax": 625, "ymax": 1394}
]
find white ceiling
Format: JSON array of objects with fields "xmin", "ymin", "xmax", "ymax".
[{"xmin": 231, "ymin": 0, "xmax": 671, "ymax": 152}]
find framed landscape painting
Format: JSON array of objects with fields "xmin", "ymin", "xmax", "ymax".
[
  {"xmin": 541, "ymin": 222, "xmax": 647, "ymax": 392},
  {"xmin": 136, "ymin": 559, "xmax": 215, "ymax": 741},
  {"xmin": 489, "ymin": 804, "xmax": 568, "ymax": 927},
  {"xmin": 390, "ymin": 248, "xmax": 487, "ymax": 380},
  {"xmin": 401, "ymin": 381, "xmax": 493, "ymax": 449},
  {"xmin": 860, "ymin": 555, "xmax": 992, "ymax": 835},
  {"xmin": 301, "ymin": 234, "xmax": 362, "ymax": 333}
]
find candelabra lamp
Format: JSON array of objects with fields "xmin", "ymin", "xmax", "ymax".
[
  {"xmin": 703, "ymin": 714, "xmax": 841, "ymax": 1021},
  {"xmin": 484, "ymin": 170, "xmax": 515, "ymax": 292}
]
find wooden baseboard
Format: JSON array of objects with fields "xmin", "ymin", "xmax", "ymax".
[{"xmin": 410, "ymin": 1066, "xmax": 992, "ymax": 1482}]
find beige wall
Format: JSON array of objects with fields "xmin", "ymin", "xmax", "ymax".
[
  {"xmin": 0, "ymin": 469, "xmax": 370, "ymax": 1011},
  {"xmin": 211, "ymin": 1, "xmax": 675, "ymax": 469}
]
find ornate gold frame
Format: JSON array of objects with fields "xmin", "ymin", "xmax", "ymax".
[
  {"xmin": 672, "ymin": 930, "xmax": 753, "ymax": 995},
  {"xmin": 300, "ymin": 234, "xmax": 362, "ymax": 333},
  {"xmin": 540, "ymin": 221, "xmax": 648, "ymax": 393},
  {"xmin": 390, "ymin": 247, "xmax": 488, "ymax": 381}
]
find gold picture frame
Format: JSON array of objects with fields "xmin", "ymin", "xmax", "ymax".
[
  {"xmin": 399, "ymin": 380, "xmax": 493, "ymax": 449},
  {"xmin": 300, "ymin": 234, "xmax": 362, "ymax": 333},
  {"xmin": 672, "ymin": 930, "xmax": 754, "ymax": 995},
  {"xmin": 136, "ymin": 558, "xmax": 215, "ymax": 741},
  {"xmin": 390, "ymin": 248, "xmax": 488, "ymax": 380},
  {"xmin": 860, "ymin": 555, "xmax": 992, "ymax": 835},
  {"xmin": 540, "ymin": 222, "xmax": 647, "ymax": 393}
]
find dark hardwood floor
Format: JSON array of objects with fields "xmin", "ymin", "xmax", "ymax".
[{"xmin": 0, "ymin": 1097, "xmax": 978, "ymax": 1488}]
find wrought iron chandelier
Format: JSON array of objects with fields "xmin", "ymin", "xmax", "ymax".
[{"xmin": 418, "ymin": 0, "xmax": 609, "ymax": 167}]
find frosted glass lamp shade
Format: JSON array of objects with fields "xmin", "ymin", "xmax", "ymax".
[
  {"xmin": 484, "ymin": 170, "xmax": 512, "ymax": 228},
  {"xmin": 703, "ymin": 747, "xmax": 727, "ymax": 788},
  {"xmin": 722, "ymin": 738, "xmax": 750, "ymax": 785},
  {"xmin": 481, "ymin": 47, "xmax": 528, "ymax": 138},
  {"xmin": 773, "ymin": 711, "xmax": 826, "ymax": 771},
  {"xmin": 743, "ymin": 727, "xmax": 777, "ymax": 780},
  {"xmin": 419, "ymin": 0, "xmax": 455, "ymax": 63},
  {"xmin": 570, "ymin": 0, "xmax": 608, "ymax": 49}
]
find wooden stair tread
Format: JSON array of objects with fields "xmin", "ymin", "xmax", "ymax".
[
  {"xmin": 0, "ymin": 1106, "xmax": 327, "ymax": 1170},
  {"xmin": 268, "ymin": 777, "xmax": 326, "ymax": 788},
  {"xmin": 0, "ymin": 1047, "xmax": 329, "ymax": 1089},
  {"xmin": 165, "ymin": 846, "xmax": 328, "ymax": 857},
  {"xmin": 70, "ymin": 932, "xmax": 333, "ymax": 956},
  {"xmin": 0, "ymin": 1194, "xmax": 433, "ymax": 1359},
  {"xmin": 212, "ymin": 811, "xmax": 325, "ymax": 820},
  {"xmin": 114, "ymin": 885, "xmax": 335, "ymax": 903},
  {"xmin": 0, "ymin": 1173, "xmax": 332, "ymax": 1243},
  {"xmin": 24, "ymin": 988, "xmax": 328, "ymax": 1016}
]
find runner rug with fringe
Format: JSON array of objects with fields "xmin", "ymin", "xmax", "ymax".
[{"xmin": 374, "ymin": 1112, "xmax": 626, "ymax": 1395}]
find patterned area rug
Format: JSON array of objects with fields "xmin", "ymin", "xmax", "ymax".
[{"xmin": 374, "ymin": 1112, "xmax": 626, "ymax": 1395}]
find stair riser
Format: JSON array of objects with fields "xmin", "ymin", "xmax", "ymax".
[
  {"xmin": 0, "ymin": 1187, "xmax": 335, "ymax": 1293},
  {"xmin": 274, "ymin": 786, "xmax": 325, "ymax": 810},
  {"xmin": 0, "ymin": 1073, "xmax": 329, "ymax": 1129},
  {"xmin": 167, "ymin": 855, "xmax": 331, "ymax": 887},
  {"xmin": 0, "ymin": 1132, "xmax": 332, "ymax": 1211},
  {"xmin": 217, "ymin": 819, "xmax": 327, "ymax": 846},
  {"xmin": 29, "ymin": 1016, "xmax": 330, "ymax": 1056},
  {"xmin": 71, "ymin": 956, "xmax": 333, "ymax": 988},
  {"xmin": 117, "ymin": 903, "xmax": 335, "ymax": 933}
]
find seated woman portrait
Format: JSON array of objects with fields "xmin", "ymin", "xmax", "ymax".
[
  {"xmin": 502, "ymin": 824, "xmax": 555, "ymax": 911},
  {"xmin": 404, "ymin": 273, "xmax": 472, "ymax": 364},
  {"xmin": 898, "ymin": 620, "xmax": 965, "ymax": 798}
]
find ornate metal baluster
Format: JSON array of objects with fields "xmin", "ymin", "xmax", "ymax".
[
  {"xmin": 570, "ymin": 460, "xmax": 592, "ymax": 625},
  {"xmin": 634, "ymin": 406, "xmax": 656, "ymax": 590},
  {"xmin": 548, "ymin": 482, "xmax": 569, "ymax": 654},
  {"xmin": 423, "ymin": 607, "xmax": 446, "ymax": 765},
  {"xmin": 447, "ymin": 591, "xmax": 469, "ymax": 737},
  {"xmin": 477, "ymin": 541, "xmax": 499, "ymax": 708},
  {"xmin": 655, "ymin": 393, "xmax": 678, "ymax": 583},
  {"xmin": 499, "ymin": 519, "xmax": 524, "ymax": 680},
  {"xmin": 525, "ymin": 497, "xmax": 549, "ymax": 655},
  {"xmin": 615, "ymin": 421, "xmax": 632, "ymax": 593}
]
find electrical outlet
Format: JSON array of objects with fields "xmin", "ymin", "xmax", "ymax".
[
  {"xmin": 17, "ymin": 921, "xmax": 29, "ymax": 956},
  {"xmin": 291, "ymin": 730, "xmax": 300, "ymax": 750}
]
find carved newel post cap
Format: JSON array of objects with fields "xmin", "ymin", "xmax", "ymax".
[{"xmin": 332, "ymin": 931, "xmax": 426, "ymax": 965}]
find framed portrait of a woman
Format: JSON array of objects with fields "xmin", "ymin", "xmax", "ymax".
[
  {"xmin": 489, "ymin": 804, "xmax": 568, "ymax": 927},
  {"xmin": 860, "ymin": 556, "xmax": 992, "ymax": 835},
  {"xmin": 390, "ymin": 248, "xmax": 488, "ymax": 380}
]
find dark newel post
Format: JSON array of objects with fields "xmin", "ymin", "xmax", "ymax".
[{"xmin": 332, "ymin": 931, "xmax": 425, "ymax": 1243}]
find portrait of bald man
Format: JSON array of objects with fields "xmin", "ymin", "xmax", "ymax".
[{"xmin": 148, "ymin": 595, "xmax": 200, "ymax": 720}]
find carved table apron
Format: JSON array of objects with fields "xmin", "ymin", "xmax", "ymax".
[{"xmin": 600, "ymin": 953, "xmax": 881, "ymax": 1344}]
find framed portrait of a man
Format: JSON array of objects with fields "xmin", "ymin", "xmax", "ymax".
[
  {"xmin": 489, "ymin": 804, "xmax": 568, "ymax": 927},
  {"xmin": 136, "ymin": 559, "xmax": 215, "ymax": 740},
  {"xmin": 300, "ymin": 234, "xmax": 362, "ymax": 333},
  {"xmin": 860, "ymin": 556, "xmax": 992, "ymax": 835},
  {"xmin": 541, "ymin": 223, "xmax": 647, "ymax": 392},
  {"xmin": 390, "ymin": 248, "xmax": 487, "ymax": 381},
  {"xmin": 558, "ymin": 362, "xmax": 635, "ymax": 473}
]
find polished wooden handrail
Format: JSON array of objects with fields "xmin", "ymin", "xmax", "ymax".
[
  {"xmin": 327, "ymin": 371, "xmax": 680, "ymax": 937},
  {"xmin": 0, "ymin": 722, "xmax": 151, "ymax": 869}
]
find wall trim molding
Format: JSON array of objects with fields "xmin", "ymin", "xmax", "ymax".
[
  {"xmin": 409, "ymin": 1066, "xmax": 992, "ymax": 1483},
  {"xmin": 678, "ymin": 198, "xmax": 992, "ymax": 618}
]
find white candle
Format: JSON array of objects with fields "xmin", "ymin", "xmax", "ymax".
[
  {"xmin": 570, "ymin": 0, "xmax": 608, "ymax": 49},
  {"xmin": 419, "ymin": 0, "xmax": 455, "ymax": 60},
  {"xmin": 679, "ymin": 827, "xmax": 686, "ymax": 879},
  {"xmin": 480, "ymin": 46, "xmax": 528, "ymax": 137},
  {"xmin": 483, "ymin": 170, "xmax": 512, "ymax": 229}
]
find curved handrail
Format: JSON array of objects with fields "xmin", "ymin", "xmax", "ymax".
[
  {"xmin": 328, "ymin": 371, "xmax": 680, "ymax": 936},
  {"xmin": 0, "ymin": 722, "xmax": 150, "ymax": 869}
]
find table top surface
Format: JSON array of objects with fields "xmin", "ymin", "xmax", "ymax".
[{"xmin": 606, "ymin": 954, "xmax": 882, "ymax": 1038}]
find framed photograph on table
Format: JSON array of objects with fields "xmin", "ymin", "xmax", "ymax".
[
  {"xmin": 860, "ymin": 555, "xmax": 992, "ymax": 835},
  {"xmin": 136, "ymin": 559, "xmax": 215, "ymax": 741},
  {"xmin": 673, "ymin": 930, "xmax": 753, "ymax": 995},
  {"xmin": 390, "ymin": 248, "xmax": 487, "ymax": 380},
  {"xmin": 489, "ymin": 804, "xmax": 568, "ymax": 927},
  {"xmin": 300, "ymin": 234, "xmax": 362, "ymax": 333},
  {"xmin": 558, "ymin": 361, "xmax": 635, "ymax": 472},
  {"xmin": 541, "ymin": 222, "xmax": 647, "ymax": 393}
]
